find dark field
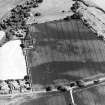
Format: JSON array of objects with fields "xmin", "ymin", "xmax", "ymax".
[
  {"xmin": 24, "ymin": 19, "xmax": 105, "ymax": 105},
  {"xmin": 30, "ymin": 20, "xmax": 105, "ymax": 85}
]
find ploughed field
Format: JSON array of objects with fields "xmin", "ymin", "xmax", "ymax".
[
  {"xmin": 30, "ymin": 20, "xmax": 105, "ymax": 85},
  {"xmin": 27, "ymin": 19, "xmax": 105, "ymax": 105}
]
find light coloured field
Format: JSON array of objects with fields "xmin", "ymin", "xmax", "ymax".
[
  {"xmin": 27, "ymin": 0, "xmax": 74, "ymax": 24},
  {"xmin": 0, "ymin": 40, "xmax": 27, "ymax": 80},
  {"xmin": 82, "ymin": 0, "xmax": 105, "ymax": 11}
]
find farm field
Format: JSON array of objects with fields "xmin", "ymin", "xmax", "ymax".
[
  {"xmin": 30, "ymin": 19, "xmax": 105, "ymax": 85},
  {"xmin": 26, "ymin": 19, "xmax": 105, "ymax": 105}
]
